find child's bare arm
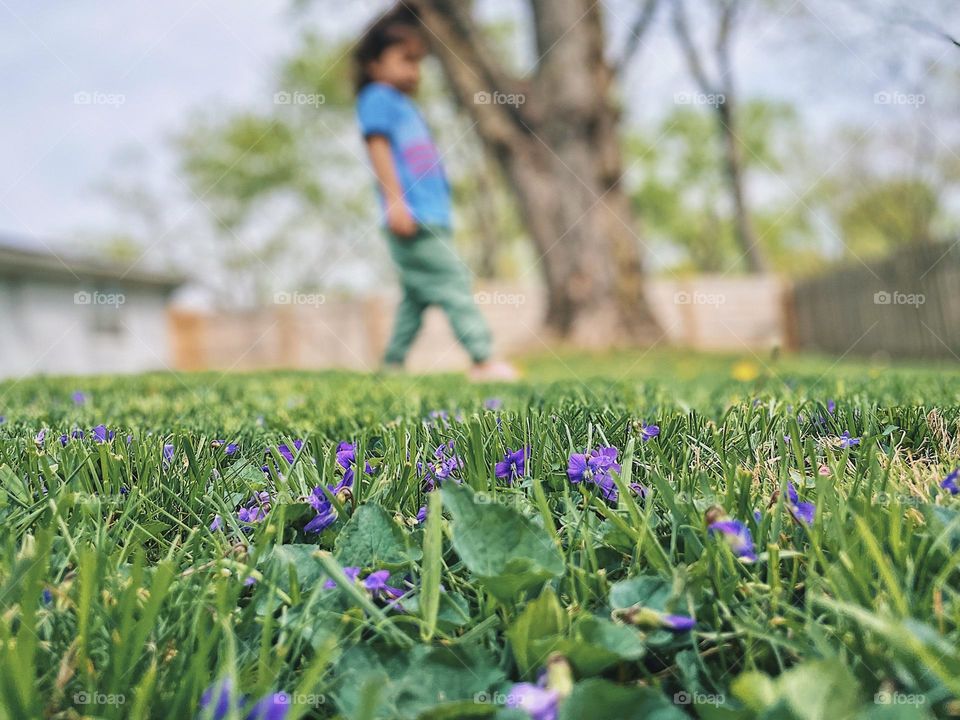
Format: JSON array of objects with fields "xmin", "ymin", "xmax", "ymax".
[{"xmin": 365, "ymin": 135, "xmax": 418, "ymax": 238}]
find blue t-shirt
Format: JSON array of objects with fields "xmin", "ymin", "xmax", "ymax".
[{"xmin": 356, "ymin": 82, "xmax": 451, "ymax": 228}]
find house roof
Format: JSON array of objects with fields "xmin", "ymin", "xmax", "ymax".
[{"xmin": 0, "ymin": 234, "xmax": 185, "ymax": 289}]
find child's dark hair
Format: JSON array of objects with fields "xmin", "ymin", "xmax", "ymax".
[{"xmin": 353, "ymin": 5, "xmax": 424, "ymax": 94}]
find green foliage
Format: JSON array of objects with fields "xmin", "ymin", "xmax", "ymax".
[{"xmin": 0, "ymin": 350, "xmax": 959, "ymax": 717}]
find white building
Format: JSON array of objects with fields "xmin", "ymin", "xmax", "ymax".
[{"xmin": 0, "ymin": 235, "xmax": 184, "ymax": 378}]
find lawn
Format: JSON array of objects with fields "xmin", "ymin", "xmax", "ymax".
[{"xmin": 1, "ymin": 350, "xmax": 959, "ymax": 719}]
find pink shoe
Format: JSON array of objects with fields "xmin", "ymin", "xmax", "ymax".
[{"xmin": 469, "ymin": 359, "xmax": 519, "ymax": 382}]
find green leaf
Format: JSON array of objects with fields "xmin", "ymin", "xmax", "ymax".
[
  {"xmin": 442, "ymin": 484, "xmax": 564, "ymax": 603},
  {"xmin": 259, "ymin": 543, "xmax": 326, "ymax": 589},
  {"xmin": 732, "ymin": 659, "xmax": 861, "ymax": 720},
  {"xmin": 609, "ymin": 575, "xmax": 673, "ymax": 611},
  {"xmin": 335, "ymin": 644, "xmax": 503, "ymax": 720},
  {"xmin": 558, "ymin": 679, "xmax": 686, "ymax": 720},
  {"xmin": 335, "ymin": 503, "xmax": 419, "ymax": 568},
  {"xmin": 558, "ymin": 615, "xmax": 646, "ymax": 675},
  {"xmin": 506, "ymin": 587, "xmax": 569, "ymax": 676},
  {"xmin": 420, "ymin": 491, "xmax": 444, "ymax": 641}
]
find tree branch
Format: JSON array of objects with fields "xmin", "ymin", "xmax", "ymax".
[
  {"xmin": 671, "ymin": 0, "xmax": 717, "ymax": 95},
  {"xmin": 613, "ymin": 0, "xmax": 661, "ymax": 75},
  {"xmin": 408, "ymin": 0, "xmax": 524, "ymax": 145}
]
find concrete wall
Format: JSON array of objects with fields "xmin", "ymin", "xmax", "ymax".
[
  {"xmin": 171, "ymin": 276, "xmax": 788, "ymax": 373},
  {"xmin": 0, "ymin": 277, "xmax": 173, "ymax": 378}
]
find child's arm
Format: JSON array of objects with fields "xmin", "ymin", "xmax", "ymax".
[{"xmin": 365, "ymin": 135, "xmax": 418, "ymax": 238}]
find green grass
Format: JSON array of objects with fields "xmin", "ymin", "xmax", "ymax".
[{"xmin": 1, "ymin": 350, "xmax": 959, "ymax": 719}]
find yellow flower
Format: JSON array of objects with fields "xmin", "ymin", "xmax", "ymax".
[{"xmin": 732, "ymin": 360, "xmax": 760, "ymax": 382}]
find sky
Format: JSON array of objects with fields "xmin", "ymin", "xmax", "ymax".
[{"xmin": 1, "ymin": 0, "xmax": 957, "ymax": 265}]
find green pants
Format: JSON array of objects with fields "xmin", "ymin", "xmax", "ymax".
[{"xmin": 383, "ymin": 225, "xmax": 492, "ymax": 365}]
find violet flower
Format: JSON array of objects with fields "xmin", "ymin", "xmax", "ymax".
[
  {"xmin": 567, "ymin": 446, "xmax": 626, "ymax": 502},
  {"xmin": 941, "ymin": 469, "xmax": 959, "ymax": 495},
  {"xmin": 505, "ymin": 682, "xmax": 559, "ymax": 720},
  {"xmin": 638, "ymin": 422, "xmax": 660, "ymax": 441},
  {"xmin": 838, "ymin": 431, "xmax": 860, "ymax": 448},
  {"xmin": 304, "ymin": 488, "xmax": 338, "ymax": 533},
  {"xmin": 198, "ymin": 678, "xmax": 289, "ymax": 720},
  {"xmin": 708, "ymin": 519, "xmax": 757, "ymax": 562},
  {"xmin": 495, "ymin": 447, "xmax": 528, "ymax": 483},
  {"xmin": 786, "ymin": 482, "xmax": 815, "ymax": 525},
  {"xmin": 419, "ymin": 441, "xmax": 463, "ymax": 491}
]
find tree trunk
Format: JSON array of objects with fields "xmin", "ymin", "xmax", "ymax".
[
  {"xmin": 717, "ymin": 100, "xmax": 767, "ymax": 273},
  {"xmin": 412, "ymin": 0, "xmax": 663, "ymax": 345}
]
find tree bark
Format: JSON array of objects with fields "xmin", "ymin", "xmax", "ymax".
[{"xmin": 412, "ymin": 0, "xmax": 663, "ymax": 345}]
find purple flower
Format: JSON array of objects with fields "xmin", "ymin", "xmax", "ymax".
[
  {"xmin": 199, "ymin": 678, "xmax": 290, "ymax": 720},
  {"xmin": 786, "ymin": 482, "xmax": 815, "ymax": 525},
  {"xmin": 661, "ymin": 614, "xmax": 696, "ymax": 632},
  {"xmin": 362, "ymin": 570, "xmax": 405, "ymax": 601},
  {"xmin": 567, "ymin": 446, "xmax": 622, "ymax": 502},
  {"xmin": 629, "ymin": 482, "xmax": 648, "ymax": 498},
  {"xmin": 200, "ymin": 678, "xmax": 236, "ymax": 720},
  {"xmin": 505, "ymin": 682, "xmax": 559, "ymax": 720},
  {"xmin": 416, "ymin": 505, "xmax": 428, "ymax": 523},
  {"xmin": 34, "ymin": 429, "xmax": 46, "ymax": 446},
  {"xmin": 324, "ymin": 566, "xmax": 361, "ymax": 589},
  {"xmin": 495, "ymin": 447, "xmax": 528, "ymax": 483},
  {"xmin": 827, "ymin": 399, "xmax": 836, "ymax": 415},
  {"xmin": 484, "ymin": 397, "xmax": 503, "ymax": 410},
  {"xmin": 277, "ymin": 439, "xmax": 304, "ymax": 464},
  {"xmin": 593, "ymin": 473, "xmax": 619, "ymax": 503},
  {"xmin": 212, "ymin": 440, "xmax": 239, "ymax": 455},
  {"xmin": 942, "ymin": 469, "xmax": 959, "ymax": 495},
  {"xmin": 638, "ymin": 422, "xmax": 660, "ymax": 441},
  {"xmin": 838, "ymin": 431, "xmax": 860, "ymax": 448},
  {"xmin": 336, "ymin": 441, "xmax": 373, "ymax": 488},
  {"xmin": 59, "ymin": 434, "xmax": 69, "ymax": 447},
  {"xmin": 304, "ymin": 488, "xmax": 338, "ymax": 533},
  {"xmin": 237, "ymin": 492, "xmax": 270, "ymax": 525},
  {"xmin": 92, "ymin": 424, "xmax": 114, "ymax": 444},
  {"xmin": 72, "ymin": 391, "xmax": 87, "ymax": 405},
  {"xmin": 41, "ymin": 588, "xmax": 53, "ymax": 605},
  {"xmin": 210, "ymin": 515, "xmax": 223, "ymax": 532},
  {"xmin": 708, "ymin": 519, "xmax": 757, "ymax": 562},
  {"xmin": 243, "ymin": 694, "xmax": 289, "ymax": 720},
  {"xmin": 163, "ymin": 443, "xmax": 175, "ymax": 467},
  {"xmin": 419, "ymin": 441, "xmax": 463, "ymax": 491}
]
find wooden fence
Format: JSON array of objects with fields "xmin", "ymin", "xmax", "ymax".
[
  {"xmin": 791, "ymin": 241, "xmax": 960, "ymax": 360},
  {"xmin": 169, "ymin": 276, "xmax": 789, "ymax": 372}
]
